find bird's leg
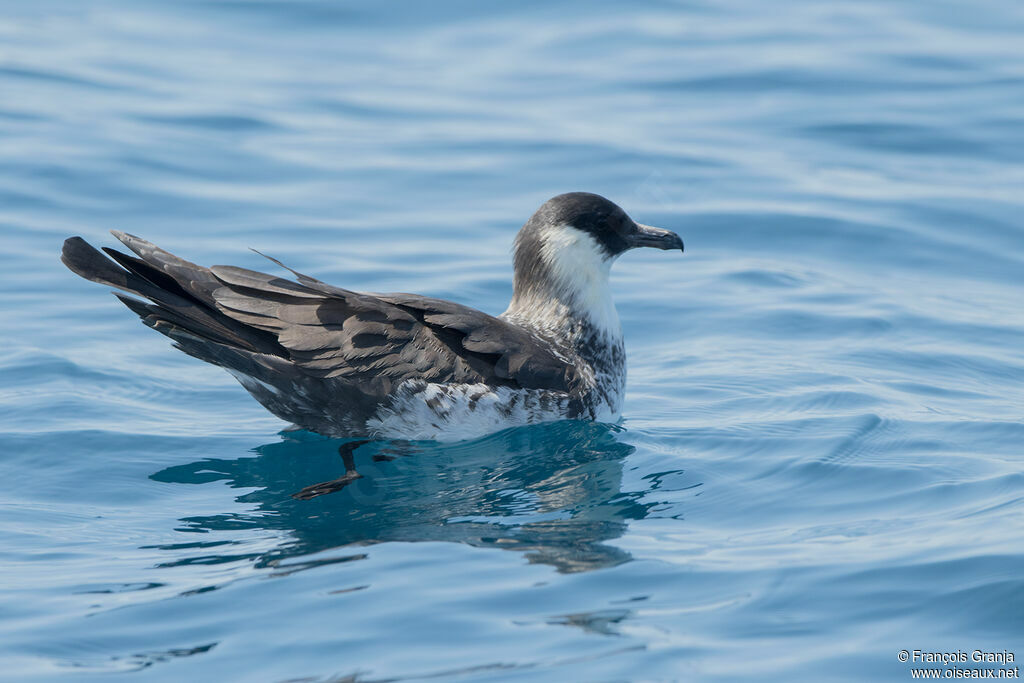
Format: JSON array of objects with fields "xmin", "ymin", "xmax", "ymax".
[{"xmin": 291, "ymin": 440, "xmax": 370, "ymax": 500}]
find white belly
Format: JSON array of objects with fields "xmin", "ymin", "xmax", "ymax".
[{"xmin": 365, "ymin": 381, "xmax": 573, "ymax": 442}]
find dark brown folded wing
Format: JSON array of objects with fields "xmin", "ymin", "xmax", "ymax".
[
  {"xmin": 209, "ymin": 264, "xmax": 578, "ymax": 398},
  {"xmin": 62, "ymin": 232, "xmax": 578, "ymax": 406}
]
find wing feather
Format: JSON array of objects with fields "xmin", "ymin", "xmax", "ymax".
[{"xmin": 64, "ymin": 233, "xmax": 578, "ymax": 408}]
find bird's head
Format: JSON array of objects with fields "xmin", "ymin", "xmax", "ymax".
[{"xmin": 508, "ymin": 192, "xmax": 683, "ymax": 333}]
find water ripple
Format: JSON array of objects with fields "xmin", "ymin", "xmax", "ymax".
[{"xmin": 2, "ymin": 0, "xmax": 1024, "ymax": 679}]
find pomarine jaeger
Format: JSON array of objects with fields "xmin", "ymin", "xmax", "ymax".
[{"xmin": 61, "ymin": 192, "xmax": 683, "ymax": 441}]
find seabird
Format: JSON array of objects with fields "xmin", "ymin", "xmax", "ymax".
[{"xmin": 61, "ymin": 192, "xmax": 683, "ymax": 441}]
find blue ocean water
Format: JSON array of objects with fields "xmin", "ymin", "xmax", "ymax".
[{"xmin": 2, "ymin": 0, "xmax": 1023, "ymax": 679}]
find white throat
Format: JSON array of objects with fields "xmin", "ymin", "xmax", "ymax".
[{"xmin": 505, "ymin": 224, "xmax": 622, "ymax": 340}]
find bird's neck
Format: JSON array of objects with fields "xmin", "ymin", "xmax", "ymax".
[
  {"xmin": 502, "ymin": 223, "xmax": 624, "ymax": 366},
  {"xmin": 502, "ymin": 251, "xmax": 622, "ymax": 349},
  {"xmin": 503, "ymin": 283, "xmax": 621, "ymax": 345}
]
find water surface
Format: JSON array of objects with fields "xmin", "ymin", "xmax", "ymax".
[{"xmin": 2, "ymin": 0, "xmax": 1023, "ymax": 680}]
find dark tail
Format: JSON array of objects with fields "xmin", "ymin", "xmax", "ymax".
[
  {"xmin": 61, "ymin": 233, "xmax": 283, "ymax": 357},
  {"xmin": 61, "ymin": 233, "xmax": 374, "ymax": 434}
]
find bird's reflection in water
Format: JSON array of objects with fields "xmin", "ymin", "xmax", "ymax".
[{"xmin": 151, "ymin": 421, "xmax": 652, "ymax": 574}]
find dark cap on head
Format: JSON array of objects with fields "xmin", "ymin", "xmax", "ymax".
[{"xmin": 528, "ymin": 192, "xmax": 683, "ymax": 257}]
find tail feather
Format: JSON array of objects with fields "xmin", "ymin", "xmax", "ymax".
[
  {"xmin": 102, "ymin": 246, "xmax": 194, "ymax": 301},
  {"xmin": 111, "ymin": 230, "xmax": 224, "ymax": 301},
  {"xmin": 113, "ymin": 292, "xmax": 297, "ymax": 404},
  {"xmin": 63, "ymin": 236, "xmax": 283, "ymax": 357},
  {"xmin": 62, "ymin": 236, "xmax": 152, "ymax": 295},
  {"xmin": 63, "ymin": 233, "xmax": 389, "ymax": 436}
]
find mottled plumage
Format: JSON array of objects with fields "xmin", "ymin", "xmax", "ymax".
[{"xmin": 61, "ymin": 192, "xmax": 683, "ymax": 440}]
